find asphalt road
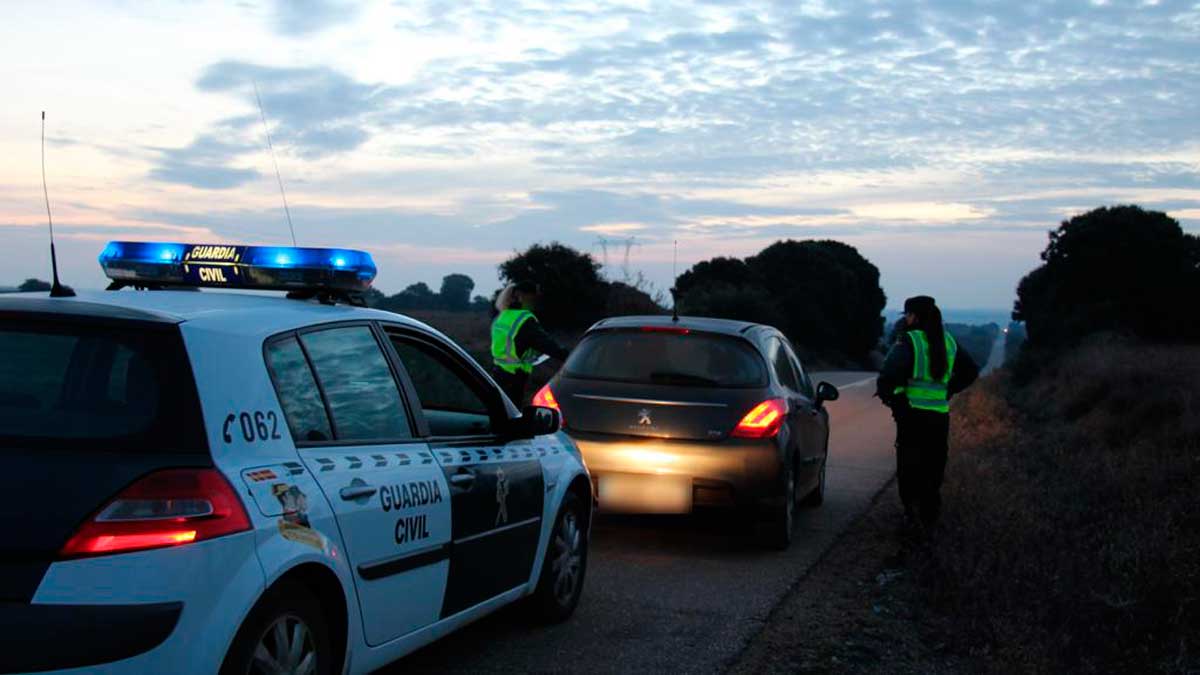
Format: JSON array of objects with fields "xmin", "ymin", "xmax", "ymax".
[
  {"xmin": 392, "ymin": 371, "xmax": 896, "ymax": 674},
  {"xmin": 982, "ymin": 331, "xmax": 1006, "ymax": 375}
]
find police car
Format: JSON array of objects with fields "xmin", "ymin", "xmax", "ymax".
[{"xmin": 0, "ymin": 242, "xmax": 591, "ymax": 675}]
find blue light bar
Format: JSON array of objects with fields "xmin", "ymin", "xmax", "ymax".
[{"xmin": 99, "ymin": 241, "xmax": 377, "ymax": 294}]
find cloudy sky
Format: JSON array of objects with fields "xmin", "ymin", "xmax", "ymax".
[{"xmin": 2, "ymin": 0, "xmax": 1198, "ymax": 309}]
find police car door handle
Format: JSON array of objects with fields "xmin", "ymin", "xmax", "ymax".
[
  {"xmin": 450, "ymin": 472, "xmax": 475, "ymax": 487},
  {"xmin": 339, "ymin": 485, "xmax": 378, "ymax": 501}
]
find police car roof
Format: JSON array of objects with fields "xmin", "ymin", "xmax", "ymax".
[
  {"xmin": 0, "ymin": 289, "xmax": 427, "ymax": 338},
  {"xmin": 589, "ymin": 314, "xmax": 766, "ymax": 336}
]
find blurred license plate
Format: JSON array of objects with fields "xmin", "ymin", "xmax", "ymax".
[{"xmin": 598, "ymin": 474, "xmax": 692, "ymax": 514}]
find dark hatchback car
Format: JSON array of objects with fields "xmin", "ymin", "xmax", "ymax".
[{"xmin": 533, "ymin": 315, "xmax": 839, "ymax": 549}]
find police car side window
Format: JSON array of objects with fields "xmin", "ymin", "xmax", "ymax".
[
  {"xmin": 300, "ymin": 326, "xmax": 413, "ymax": 442},
  {"xmin": 386, "ymin": 336, "xmax": 494, "ymax": 438},
  {"xmin": 769, "ymin": 338, "xmax": 801, "ymax": 392},
  {"xmin": 264, "ymin": 337, "xmax": 332, "ymax": 443}
]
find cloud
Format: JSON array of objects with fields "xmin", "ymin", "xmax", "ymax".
[
  {"xmin": 147, "ymin": 134, "xmax": 262, "ymax": 189},
  {"xmin": 148, "ymin": 162, "xmax": 260, "ymax": 190},
  {"xmin": 271, "ymin": 0, "xmax": 359, "ymax": 36},
  {"xmin": 34, "ymin": 0, "xmax": 1199, "ymax": 309},
  {"xmin": 196, "ymin": 60, "xmax": 395, "ymax": 158},
  {"xmin": 149, "ymin": 61, "xmax": 403, "ymax": 188}
]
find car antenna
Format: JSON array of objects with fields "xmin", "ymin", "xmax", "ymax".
[
  {"xmin": 252, "ymin": 81, "xmax": 297, "ymax": 246},
  {"xmin": 41, "ymin": 111, "xmax": 75, "ymax": 298},
  {"xmin": 670, "ymin": 239, "xmax": 680, "ymax": 323}
]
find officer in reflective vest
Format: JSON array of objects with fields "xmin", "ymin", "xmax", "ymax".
[
  {"xmin": 490, "ymin": 280, "xmax": 570, "ymax": 405},
  {"xmin": 876, "ymin": 295, "xmax": 979, "ymax": 531}
]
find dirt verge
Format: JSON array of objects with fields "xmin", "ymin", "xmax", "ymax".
[{"xmin": 729, "ymin": 482, "xmax": 971, "ymax": 674}]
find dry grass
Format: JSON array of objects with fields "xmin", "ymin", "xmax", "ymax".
[{"xmin": 919, "ymin": 338, "xmax": 1200, "ymax": 673}]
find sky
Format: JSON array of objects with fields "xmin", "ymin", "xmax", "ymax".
[{"xmin": 1, "ymin": 0, "xmax": 1198, "ymax": 310}]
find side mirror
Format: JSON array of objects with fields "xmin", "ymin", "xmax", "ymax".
[
  {"xmin": 514, "ymin": 405, "xmax": 561, "ymax": 438},
  {"xmin": 815, "ymin": 381, "xmax": 840, "ymax": 405}
]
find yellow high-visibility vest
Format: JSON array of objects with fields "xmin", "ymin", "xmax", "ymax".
[
  {"xmin": 491, "ymin": 309, "xmax": 537, "ymax": 374},
  {"xmin": 902, "ymin": 329, "xmax": 958, "ymax": 413}
]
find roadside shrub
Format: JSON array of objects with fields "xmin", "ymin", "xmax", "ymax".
[
  {"xmin": 922, "ymin": 340, "xmax": 1200, "ymax": 673},
  {"xmin": 1013, "ymin": 205, "xmax": 1200, "ymax": 349}
]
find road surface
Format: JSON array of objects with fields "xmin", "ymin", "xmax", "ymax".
[
  {"xmin": 391, "ymin": 371, "xmax": 896, "ymax": 674},
  {"xmin": 982, "ymin": 332, "xmax": 1006, "ymax": 374}
]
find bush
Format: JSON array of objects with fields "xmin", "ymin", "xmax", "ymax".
[
  {"xmin": 605, "ymin": 280, "xmax": 665, "ymax": 318},
  {"xmin": 676, "ymin": 240, "xmax": 885, "ymax": 364},
  {"xmin": 18, "ymin": 278, "xmax": 52, "ymax": 292},
  {"xmin": 1014, "ymin": 205, "xmax": 1200, "ymax": 349},
  {"xmin": 922, "ymin": 340, "xmax": 1200, "ymax": 672},
  {"xmin": 438, "ymin": 274, "xmax": 475, "ymax": 311},
  {"xmin": 498, "ymin": 242, "xmax": 609, "ymax": 330}
]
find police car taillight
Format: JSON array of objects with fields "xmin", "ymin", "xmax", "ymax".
[
  {"xmin": 731, "ymin": 398, "xmax": 788, "ymax": 439},
  {"xmin": 59, "ymin": 469, "xmax": 251, "ymax": 558}
]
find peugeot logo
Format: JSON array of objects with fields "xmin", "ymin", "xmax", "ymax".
[{"xmin": 637, "ymin": 409, "xmax": 653, "ymax": 426}]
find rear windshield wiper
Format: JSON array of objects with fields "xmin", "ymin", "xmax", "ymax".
[{"xmin": 648, "ymin": 371, "xmax": 721, "ymax": 386}]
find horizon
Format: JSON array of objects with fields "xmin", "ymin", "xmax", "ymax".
[{"xmin": 3, "ymin": 1, "xmax": 1198, "ymax": 308}]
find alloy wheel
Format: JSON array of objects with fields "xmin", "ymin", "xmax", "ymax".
[
  {"xmin": 551, "ymin": 509, "xmax": 583, "ymax": 606},
  {"xmin": 250, "ymin": 614, "xmax": 317, "ymax": 675}
]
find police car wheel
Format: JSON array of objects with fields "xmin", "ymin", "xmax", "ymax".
[
  {"xmin": 800, "ymin": 456, "xmax": 826, "ymax": 508},
  {"xmin": 221, "ymin": 584, "xmax": 333, "ymax": 675},
  {"xmin": 762, "ymin": 457, "xmax": 796, "ymax": 550},
  {"xmin": 529, "ymin": 492, "xmax": 588, "ymax": 623}
]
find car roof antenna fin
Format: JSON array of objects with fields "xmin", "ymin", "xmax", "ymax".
[
  {"xmin": 253, "ymin": 80, "xmax": 297, "ymax": 247},
  {"xmin": 670, "ymin": 239, "xmax": 680, "ymax": 323},
  {"xmin": 42, "ymin": 111, "xmax": 74, "ymax": 298}
]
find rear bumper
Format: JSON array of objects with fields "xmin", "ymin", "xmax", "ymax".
[
  {"xmin": 569, "ymin": 431, "xmax": 784, "ymax": 511},
  {"xmin": 0, "ymin": 601, "xmax": 182, "ymax": 673}
]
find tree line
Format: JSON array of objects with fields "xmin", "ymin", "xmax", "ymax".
[{"xmin": 365, "ymin": 273, "xmax": 489, "ymax": 313}]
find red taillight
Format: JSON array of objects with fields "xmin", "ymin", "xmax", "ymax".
[
  {"xmin": 640, "ymin": 326, "xmax": 690, "ymax": 335},
  {"xmin": 532, "ymin": 383, "xmax": 559, "ymax": 410},
  {"xmin": 531, "ymin": 383, "xmax": 565, "ymax": 426},
  {"xmin": 60, "ymin": 469, "xmax": 251, "ymax": 559},
  {"xmin": 731, "ymin": 398, "xmax": 788, "ymax": 439}
]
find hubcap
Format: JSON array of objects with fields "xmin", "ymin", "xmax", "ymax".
[
  {"xmin": 250, "ymin": 614, "xmax": 316, "ymax": 675},
  {"xmin": 550, "ymin": 510, "xmax": 583, "ymax": 606}
]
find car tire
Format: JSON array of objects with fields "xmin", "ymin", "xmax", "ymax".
[
  {"xmin": 527, "ymin": 491, "xmax": 588, "ymax": 623},
  {"xmin": 220, "ymin": 583, "xmax": 334, "ymax": 675},
  {"xmin": 762, "ymin": 457, "xmax": 795, "ymax": 550},
  {"xmin": 800, "ymin": 455, "xmax": 827, "ymax": 508}
]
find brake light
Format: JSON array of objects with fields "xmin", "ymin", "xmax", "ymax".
[
  {"xmin": 60, "ymin": 469, "xmax": 251, "ymax": 558},
  {"xmin": 640, "ymin": 326, "xmax": 690, "ymax": 335},
  {"xmin": 532, "ymin": 383, "xmax": 559, "ymax": 410},
  {"xmin": 531, "ymin": 383, "xmax": 565, "ymax": 426},
  {"xmin": 731, "ymin": 398, "xmax": 788, "ymax": 439}
]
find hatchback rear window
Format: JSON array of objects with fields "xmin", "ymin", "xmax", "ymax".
[
  {"xmin": 564, "ymin": 329, "xmax": 767, "ymax": 387},
  {"xmin": 0, "ymin": 319, "xmax": 206, "ymax": 450}
]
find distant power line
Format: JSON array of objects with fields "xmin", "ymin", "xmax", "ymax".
[{"xmin": 592, "ymin": 236, "xmax": 640, "ymax": 281}]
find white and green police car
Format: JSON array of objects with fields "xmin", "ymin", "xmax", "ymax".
[{"xmin": 0, "ymin": 242, "xmax": 591, "ymax": 675}]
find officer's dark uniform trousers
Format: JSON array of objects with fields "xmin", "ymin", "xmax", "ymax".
[{"xmin": 894, "ymin": 406, "xmax": 950, "ymax": 524}]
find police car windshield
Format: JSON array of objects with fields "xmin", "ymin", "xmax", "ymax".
[
  {"xmin": 0, "ymin": 319, "xmax": 206, "ymax": 450},
  {"xmin": 564, "ymin": 330, "xmax": 767, "ymax": 388}
]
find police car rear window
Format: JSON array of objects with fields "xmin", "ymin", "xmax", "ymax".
[
  {"xmin": 0, "ymin": 319, "xmax": 206, "ymax": 450},
  {"xmin": 564, "ymin": 330, "xmax": 767, "ymax": 388}
]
